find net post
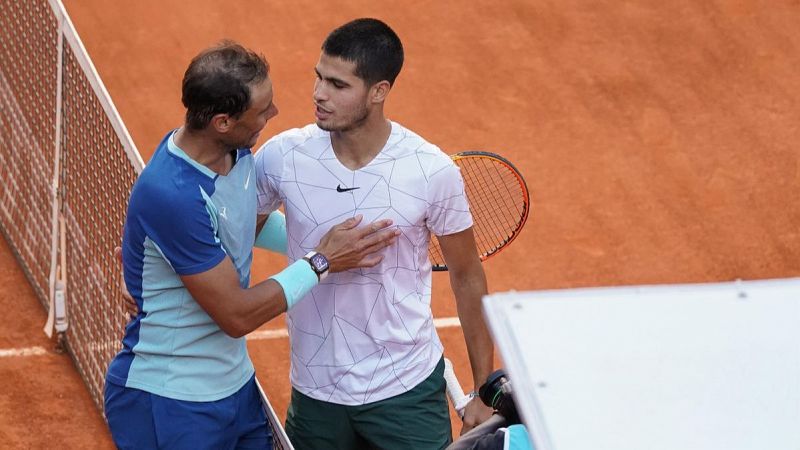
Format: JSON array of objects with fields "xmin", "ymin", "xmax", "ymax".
[{"xmin": 43, "ymin": 2, "xmax": 66, "ymax": 340}]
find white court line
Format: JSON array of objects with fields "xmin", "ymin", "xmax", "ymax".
[
  {"xmin": 0, "ymin": 346, "xmax": 49, "ymax": 358},
  {"xmin": 432, "ymin": 316, "xmax": 462, "ymax": 328},
  {"xmin": 246, "ymin": 316, "xmax": 462, "ymax": 341},
  {"xmin": 5, "ymin": 317, "xmax": 462, "ymax": 355},
  {"xmin": 247, "ymin": 328, "xmax": 288, "ymax": 340}
]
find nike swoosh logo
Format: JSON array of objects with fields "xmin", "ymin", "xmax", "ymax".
[
  {"xmin": 336, "ymin": 184, "xmax": 360, "ymax": 193},
  {"xmin": 244, "ymin": 171, "xmax": 251, "ymax": 189}
]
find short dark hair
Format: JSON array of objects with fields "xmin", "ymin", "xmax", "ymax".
[
  {"xmin": 322, "ymin": 18, "xmax": 404, "ymax": 86},
  {"xmin": 181, "ymin": 41, "xmax": 269, "ymax": 130}
]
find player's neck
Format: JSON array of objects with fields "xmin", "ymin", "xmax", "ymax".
[
  {"xmin": 330, "ymin": 115, "xmax": 391, "ymax": 171},
  {"xmin": 175, "ymin": 127, "xmax": 234, "ymax": 175}
]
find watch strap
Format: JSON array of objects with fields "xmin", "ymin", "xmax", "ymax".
[{"xmin": 303, "ymin": 251, "xmax": 329, "ymax": 281}]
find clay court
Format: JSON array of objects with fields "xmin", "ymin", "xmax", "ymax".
[{"xmin": 2, "ymin": 0, "xmax": 799, "ymax": 448}]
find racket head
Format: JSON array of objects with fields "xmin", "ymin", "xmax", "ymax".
[{"xmin": 429, "ymin": 151, "xmax": 530, "ymax": 271}]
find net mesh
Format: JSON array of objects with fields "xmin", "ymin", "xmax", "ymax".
[
  {"xmin": 0, "ymin": 0, "xmax": 59, "ymax": 306},
  {"xmin": 60, "ymin": 40, "xmax": 138, "ymax": 409},
  {"xmin": 0, "ymin": 1, "xmax": 291, "ymax": 447}
]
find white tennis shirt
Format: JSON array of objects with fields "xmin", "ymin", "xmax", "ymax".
[{"xmin": 254, "ymin": 122, "xmax": 473, "ymax": 405}]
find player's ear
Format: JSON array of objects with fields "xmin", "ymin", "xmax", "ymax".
[
  {"xmin": 210, "ymin": 114, "xmax": 232, "ymax": 133},
  {"xmin": 370, "ymin": 80, "xmax": 391, "ymax": 104}
]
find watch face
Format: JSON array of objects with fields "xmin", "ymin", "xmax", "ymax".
[{"xmin": 310, "ymin": 253, "xmax": 329, "ymax": 272}]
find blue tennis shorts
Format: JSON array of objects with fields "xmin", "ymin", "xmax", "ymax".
[{"xmin": 104, "ymin": 375, "xmax": 271, "ymax": 449}]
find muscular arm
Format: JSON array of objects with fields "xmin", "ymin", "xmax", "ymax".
[
  {"xmin": 182, "ymin": 215, "xmax": 399, "ymax": 338},
  {"xmin": 438, "ymin": 227, "xmax": 494, "ymax": 388},
  {"xmin": 438, "ymin": 226, "xmax": 495, "ymax": 432},
  {"xmin": 181, "ymin": 258, "xmax": 288, "ymax": 338}
]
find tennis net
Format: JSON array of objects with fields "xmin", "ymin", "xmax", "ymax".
[{"xmin": 0, "ymin": 1, "xmax": 291, "ymax": 448}]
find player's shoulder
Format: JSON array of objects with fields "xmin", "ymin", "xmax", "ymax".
[
  {"xmin": 388, "ymin": 122, "xmax": 446, "ymax": 155},
  {"xmin": 387, "ymin": 121, "xmax": 453, "ymax": 170},
  {"xmin": 133, "ymin": 137, "xmax": 212, "ymax": 213}
]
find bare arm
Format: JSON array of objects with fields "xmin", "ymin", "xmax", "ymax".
[
  {"xmin": 119, "ymin": 215, "xmax": 398, "ymax": 330},
  {"xmin": 438, "ymin": 226, "xmax": 495, "ymax": 433},
  {"xmin": 438, "ymin": 227, "xmax": 493, "ymax": 390},
  {"xmin": 181, "ymin": 257, "xmax": 286, "ymax": 338},
  {"xmin": 125, "ymin": 215, "xmax": 397, "ymax": 339},
  {"xmin": 183, "ymin": 215, "xmax": 398, "ymax": 337}
]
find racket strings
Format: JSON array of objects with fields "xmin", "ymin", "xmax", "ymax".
[
  {"xmin": 462, "ymin": 158, "xmax": 525, "ymax": 258},
  {"xmin": 429, "ymin": 153, "xmax": 529, "ymax": 270},
  {"xmin": 466, "ymin": 160, "xmax": 506, "ymax": 254}
]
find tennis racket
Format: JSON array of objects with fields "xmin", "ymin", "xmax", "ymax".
[
  {"xmin": 444, "ymin": 357, "xmax": 471, "ymax": 419},
  {"xmin": 429, "ymin": 151, "xmax": 530, "ymax": 271}
]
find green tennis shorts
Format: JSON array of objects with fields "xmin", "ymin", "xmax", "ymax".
[{"xmin": 285, "ymin": 357, "xmax": 452, "ymax": 450}]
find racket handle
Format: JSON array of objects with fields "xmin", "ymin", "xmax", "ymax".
[{"xmin": 443, "ymin": 358, "xmax": 471, "ymax": 419}]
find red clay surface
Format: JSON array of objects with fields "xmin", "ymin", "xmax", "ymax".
[
  {"xmin": 0, "ymin": 236, "xmax": 114, "ymax": 448},
  {"xmin": 3, "ymin": 0, "xmax": 800, "ymax": 447}
]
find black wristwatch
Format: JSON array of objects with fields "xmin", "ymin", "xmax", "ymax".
[{"xmin": 303, "ymin": 251, "xmax": 330, "ymax": 281}]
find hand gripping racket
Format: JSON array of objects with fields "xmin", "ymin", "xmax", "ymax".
[{"xmin": 429, "ymin": 151, "xmax": 530, "ymax": 271}]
